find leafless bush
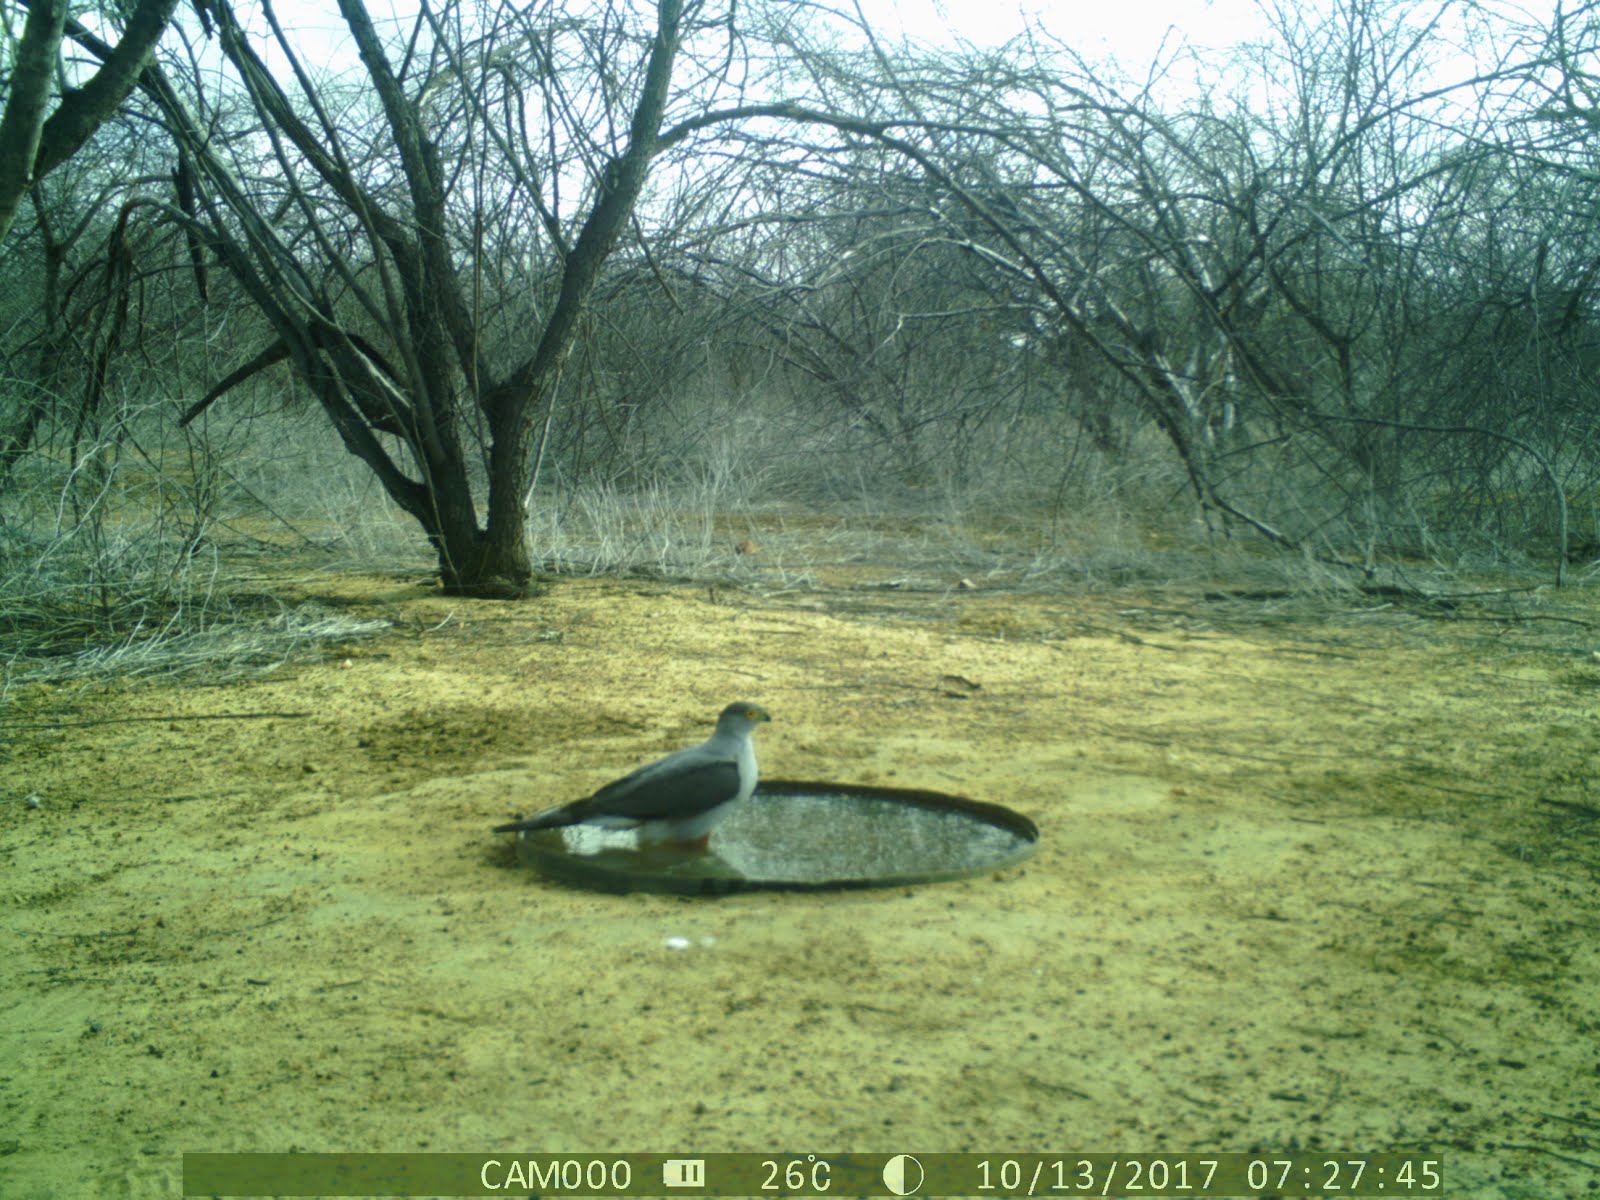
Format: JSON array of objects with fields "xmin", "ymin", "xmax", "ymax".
[{"xmin": 0, "ymin": 399, "xmax": 399, "ymax": 694}]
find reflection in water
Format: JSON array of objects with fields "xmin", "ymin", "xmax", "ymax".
[{"xmin": 543, "ymin": 789, "xmax": 1034, "ymax": 885}]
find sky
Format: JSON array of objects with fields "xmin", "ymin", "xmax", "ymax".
[
  {"xmin": 214, "ymin": 0, "xmax": 1509, "ymax": 122},
  {"xmin": 855, "ymin": 0, "xmax": 1280, "ymax": 105},
  {"xmin": 859, "ymin": 0, "xmax": 1270, "ymax": 60},
  {"xmin": 253, "ymin": 0, "xmax": 1276, "ymax": 81}
]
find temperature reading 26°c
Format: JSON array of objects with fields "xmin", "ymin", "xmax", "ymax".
[{"xmin": 761, "ymin": 1156, "xmax": 832, "ymax": 1192}]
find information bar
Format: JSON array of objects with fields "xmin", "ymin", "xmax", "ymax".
[{"xmin": 182, "ymin": 1151, "xmax": 1443, "ymax": 1196}]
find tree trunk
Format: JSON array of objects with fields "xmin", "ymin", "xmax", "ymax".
[{"xmin": 0, "ymin": 0, "xmax": 67, "ymax": 242}]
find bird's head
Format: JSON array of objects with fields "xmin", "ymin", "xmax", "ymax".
[{"xmin": 717, "ymin": 701, "xmax": 773, "ymax": 733}]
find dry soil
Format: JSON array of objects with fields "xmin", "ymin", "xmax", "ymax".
[{"xmin": 2, "ymin": 570, "xmax": 1598, "ymax": 1198}]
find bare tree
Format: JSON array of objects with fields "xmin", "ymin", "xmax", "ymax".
[
  {"xmin": 715, "ymin": 0, "xmax": 1600, "ymax": 575},
  {"xmin": 0, "ymin": 109, "xmax": 208, "ymax": 481},
  {"xmin": 55, "ymin": 0, "xmax": 759, "ymax": 594},
  {"xmin": 24, "ymin": 0, "xmax": 1599, "ymax": 590}
]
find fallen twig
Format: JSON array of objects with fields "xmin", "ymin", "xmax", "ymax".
[
  {"xmin": 0, "ymin": 711, "xmax": 313, "ymax": 731},
  {"xmin": 1499, "ymin": 1143, "xmax": 1600, "ymax": 1172}
]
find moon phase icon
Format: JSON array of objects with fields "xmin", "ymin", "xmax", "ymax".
[{"xmin": 882, "ymin": 1154, "xmax": 924, "ymax": 1196}]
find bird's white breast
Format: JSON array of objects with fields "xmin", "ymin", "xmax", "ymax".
[{"xmin": 734, "ymin": 736, "xmax": 759, "ymax": 803}]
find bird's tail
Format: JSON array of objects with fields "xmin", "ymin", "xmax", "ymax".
[{"xmin": 493, "ymin": 810, "xmax": 570, "ymax": 834}]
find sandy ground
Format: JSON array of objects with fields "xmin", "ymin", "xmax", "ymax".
[{"xmin": 2, "ymin": 569, "xmax": 1598, "ymax": 1198}]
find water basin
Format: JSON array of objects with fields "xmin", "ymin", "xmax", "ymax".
[{"xmin": 510, "ymin": 780, "xmax": 1039, "ymax": 895}]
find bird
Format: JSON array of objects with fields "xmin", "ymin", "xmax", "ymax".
[{"xmin": 494, "ymin": 701, "xmax": 773, "ymax": 851}]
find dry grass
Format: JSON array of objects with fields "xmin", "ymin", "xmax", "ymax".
[
  {"xmin": 5, "ymin": 599, "xmax": 392, "ymax": 688},
  {"xmin": 3, "ymin": 400, "xmax": 1592, "ymax": 701},
  {"xmin": 0, "ymin": 430, "xmax": 394, "ymax": 695}
]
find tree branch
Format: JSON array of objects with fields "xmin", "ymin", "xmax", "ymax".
[{"xmin": 32, "ymin": 0, "xmax": 181, "ymax": 178}]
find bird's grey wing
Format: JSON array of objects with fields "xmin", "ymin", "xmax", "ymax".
[
  {"xmin": 492, "ymin": 742, "xmax": 740, "ymax": 834},
  {"xmin": 573, "ymin": 745, "xmax": 741, "ymax": 822}
]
